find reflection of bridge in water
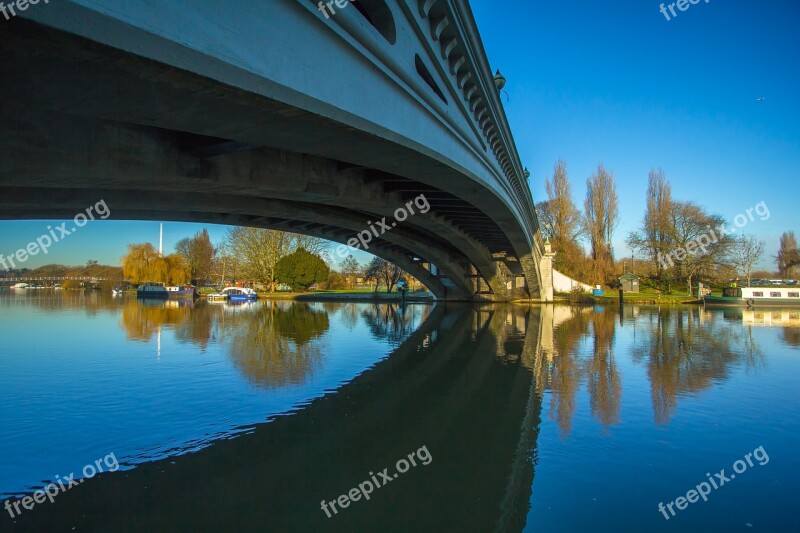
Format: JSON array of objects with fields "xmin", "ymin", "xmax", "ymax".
[{"xmin": 9, "ymin": 298, "xmax": 765, "ymax": 531}]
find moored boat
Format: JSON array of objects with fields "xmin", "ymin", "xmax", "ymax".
[
  {"xmin": 137, "ymin": 282, "xmax": 169, "ymax": 299},
  {"xmin": 221, "ymin": 287, "xmax": 258, "ymax": 302},
  {"xmin": 704, "ymin": 286, "xmax": 800, "ymax": 307},
  {"xmin": 166, "ymin": 284, "xmax": 199, "ymax": 299}
]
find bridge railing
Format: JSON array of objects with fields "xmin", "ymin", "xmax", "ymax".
[{"xmin": 417, "ymin": 0, "xmax": 540, "ymax": 242}]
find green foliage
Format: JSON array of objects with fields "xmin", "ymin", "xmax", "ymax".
[
  {"xmin": 274, "ymin": 248, "xmax": 329, "ymax": 291},
  {"xmin": 319, "ymin": 270, "xmax": 347, "ymax": 290}
]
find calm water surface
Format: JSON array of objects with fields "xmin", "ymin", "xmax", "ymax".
[{"xmin": 0, "ymin": 291, "xmax": 798, "ymax": 531}]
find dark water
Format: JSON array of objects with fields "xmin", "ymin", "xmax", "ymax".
[{"xmin": 0, "ymin": 292, "xmax": 798, "ymax": 531}]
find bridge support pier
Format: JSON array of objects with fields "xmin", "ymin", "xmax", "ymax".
[{"xmin": 538, "ymin": 241, "xmax": 556, "ymax": 303}]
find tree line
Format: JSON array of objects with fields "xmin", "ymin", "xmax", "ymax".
[
  {"xmin": 536, "ymin": 160, "xmax": 779, "ymax": 292},
  {"xmin": 121, "ymin": 227, "xmax": 415, "ymax": 292}
]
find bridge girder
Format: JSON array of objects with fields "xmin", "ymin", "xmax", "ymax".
[{"xmin": 0, "ymin": 3, "xmax": 551, "ymax": 300}]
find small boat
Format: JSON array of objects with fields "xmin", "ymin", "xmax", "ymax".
[
  {"xmin": 111, "ymin": 286, "xmax": 124, "ymax": 295},
  {"xmin": 704, "ymin": 286, "xmax": 800, "ymax": 307},
  {"xmin": 136, "ymin": 282, "xmax": 169, "ymax": 299},
  {"xmin": 222, "ymin": 287, "xmax": 259, "ymax": 302},
  {"xmin": 11, "ymin": 283, "xmax": 29, "ymax": 289},
  {"xmin": 222, "ymin": 287, "xmax": 258, "ymax": 302},
  {"xmin": 166, "ymin": 284, "xmax": 199, "ymax": 299},
  {"xmin": 206, "ymin": 292, "xmax": 228, "ymax": 302}
]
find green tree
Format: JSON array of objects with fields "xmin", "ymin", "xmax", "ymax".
[{"xmin": 274, "ymin": 248, "xmax": 329, "ymax": 291}]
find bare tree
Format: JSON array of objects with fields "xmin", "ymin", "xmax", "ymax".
[
  {"xmin": 544, "ymin": 159, "xmax": 583, "ymax": 242},
  {"xmin": 777, "ymin": 231, "xmax": 799, "ymax": 279},
  {"xmin": 669, "ymin": 201, "xmax": 731, "ymax": 294},
  {"xmin": 628, "ymin": 169, "xmax": 673, "ymax": 281},
  {"xmin": 340, "ymin": 255, "xmax": 362, "ymax": 289},
  {"xmin": 731, "ymin": 235, "xmax": 765, "ymax": 288},
  {"xmin": 225, "ymin": 228, "xmax": 292, "ymax": 291},
  {"xmin": 175, "ymin": 228, "xmax": 217, "ymax": 286},
  {"xmin": 365, "ymin": 257, "xmax": 403, "ymax": 292},
  {"xmin": 584, "ymin": 164, "xmax": 619, "ymax": 277}
]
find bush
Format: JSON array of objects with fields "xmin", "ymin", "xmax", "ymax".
[
  {"xmin": 275, "ymin": 248, "xmax": 330, "ymax": 291},
  {"xmin": 319, "ymin": 271, "xmax": 347, "ymax": 290}
]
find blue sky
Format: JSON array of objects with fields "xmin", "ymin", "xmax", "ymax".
[
  {"xmin": 0, "ymin": 0, "xmax": 797, "ymax": 271},
  {"xmin": 472, "ymin": 0, "xmax": 800, "ymax": 268}
]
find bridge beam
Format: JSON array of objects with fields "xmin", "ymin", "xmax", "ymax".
[{"xmin": 0, "ymin": 109, "xmax": 502, "ymax": 300}]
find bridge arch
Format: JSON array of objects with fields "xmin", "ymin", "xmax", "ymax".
[{"xmin": 0, "ymin": 1, "xmax": 552, "ymax": 301}]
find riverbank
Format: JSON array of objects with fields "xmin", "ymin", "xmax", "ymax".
[
  {"xmin": 223, "ymin": 290, "xmax": 434, "ymax": 303},
  {"xmin": 547, "ymin": 291, "xmax": 703, "ymax": 306}
]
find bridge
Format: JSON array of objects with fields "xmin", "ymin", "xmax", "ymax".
[
  {"xmin": 0, "ymin": 0, "xmax": 554, "ymax": 301},
  {"xmin": 0, "ymin": 277, "xmax": 118, "ymax": 283}
]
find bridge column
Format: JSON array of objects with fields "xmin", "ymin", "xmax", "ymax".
[{"xmin": 538, "ymin": 241, "xmax": 556, "ymax": 303}]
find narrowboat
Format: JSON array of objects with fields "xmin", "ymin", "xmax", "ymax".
[
  {"xmin": 166, "ymin": 284, "xmax": 199, "ymax": 299},
  {"xmin": 704, "ymin": 286, "xmax": 800, "ymax": 307},
  {"xmin": 136, "ymin": 282, "xmax": 169, "ymax": 299}
]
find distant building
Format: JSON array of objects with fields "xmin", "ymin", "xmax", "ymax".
[{"xmin": 619, "ymin": 273, "xmax": 640, "ymax": 293}]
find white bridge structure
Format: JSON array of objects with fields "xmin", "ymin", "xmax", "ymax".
[{"xmin": 0, "ymin": 0, "xmax": 556, "ymax": 301}]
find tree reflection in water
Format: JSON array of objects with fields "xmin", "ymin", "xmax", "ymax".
[
  {"xmin": 522, "ymin": 305, "xmax": 764, "ymax": 437},
  {"xmin": 119, "ymin": 299, "xmax": 194, "ymax": 342},
  {"xmin": 360, "ymin": 303, "xmax": 429, "ymax": 346},
  {"xmin": 632, "ymin": 308, "xmax": 763, "ymax": 424},
  {"xmin": 229, "ymin": 301, "xmax": 329, "ymax": 388}
]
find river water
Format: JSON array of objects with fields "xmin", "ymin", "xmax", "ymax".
[{"xmin": 0, "ymin": 292, "xmax": 797, "ymax": 531}]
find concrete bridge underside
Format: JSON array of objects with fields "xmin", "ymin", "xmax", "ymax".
[{"xmin": 0, "ymin": 2, "xmax": 550, "ymax": 300}]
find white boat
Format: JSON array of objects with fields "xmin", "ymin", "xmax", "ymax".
[
  {"xmin": 221, "ymin": 287, "xmax": 258, "ymax": 301},
  {"xmin": 11, "ymin": 283, "xmax": 29, "ymax": 289},
  {"xmin": 705, "ymin": 286, "xmax": 800, "ymax": 307},
  {"xmin": 207, "ymin": 292, "xmax": 228, "ymax": 301}
]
